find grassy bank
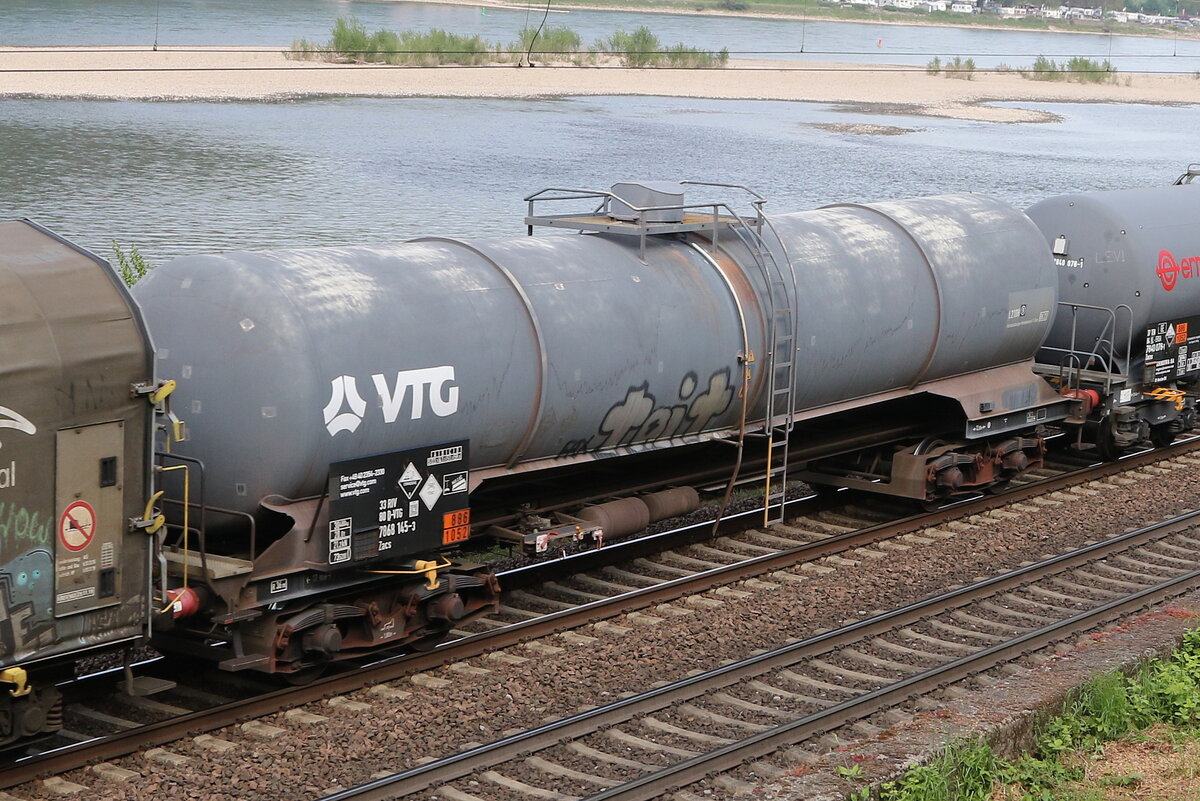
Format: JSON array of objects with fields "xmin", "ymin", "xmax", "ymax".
[
  {"xmin": 291, "ymin": 16, "xmax": 728, "ymax": 67},
  {"xmin": 532, "ymin": 0, "xmax": 1193, "ymax": 41},
  {"xmin": 842, "ymin": 623, "xmax": 1200, "ymax": 800}
]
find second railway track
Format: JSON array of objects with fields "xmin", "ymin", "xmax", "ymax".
[{"xmin": 325, "ymin": 504, "xmax": 1200, "ymax": 801}]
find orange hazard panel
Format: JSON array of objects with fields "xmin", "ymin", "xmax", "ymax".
[
  {"xmin": 442, "ymin": 509, "xmax": 471, "ymax": 544},
  {"xmin": 1178, "ymin": 322, "xmax": 1189, "ymax": 343}
]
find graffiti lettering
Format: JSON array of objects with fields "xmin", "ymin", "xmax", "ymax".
[
  {"xmin": 560, "ymin": 369, "xmax": 736, "ymax": 457},
  {"xmin": 0, "ymin": 501, "xmax": 52, "ymax": 549}
]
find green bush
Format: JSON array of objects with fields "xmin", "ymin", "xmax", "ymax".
[
  {"xmin": 928, "ymin": 55, "xmax": 975, "ymax": 80},
  {"xmin": 330, "ymin": 16, "xmax": 372, "ymax": 59},
  {"xmin": 600, "ymin": 26, "xmax": 727, "ymax": 68},
  {"xmin": 603, "ymin": 26, "xmax": 661, "ymax": 67},
  {"xmin": 1028, "ymin": 54, "xmax": 1063, "ymax": 80},
  {"xmin": 288, "ymin": 37, "xmax": 326, "ymax": 60},
  {"xmin": 1066, "ymin": 56, "xmax": 1116, "ymax": 83},
  {"xmin": 514, "ymin": 25, "xmax": 583, "ymax": 57},
  {"xmin": 1025, "ymin": 54, "xmax": 1116, "ymax": 83},
  {"xmin": 111, "ymin": 241, "xmax": 151, "ymax": 287},
  {"xmin": 292, "ymin": 16, "xmax": 494, "ymax": 66},
  {"xmin": 945, "ymin": 55, "xmax": 975, "ymax": 80},
  {"xmin": 394, "ymin": 29, "xmax": 491, "ymax": 66}
]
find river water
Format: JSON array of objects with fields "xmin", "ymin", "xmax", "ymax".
[
  {"xmin": 2, "ymin": 1, "xmax": 1196, "ymax": 262},
  {"xmin": 1, "ymin": 94, "xmax": 1194, "ymax": 264},
  {"xmin": 4, "ymin": 0, "xmax": 1200, "ymax": 71}
]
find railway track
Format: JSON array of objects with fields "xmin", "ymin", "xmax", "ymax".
[
  {"xmin": 321, "ymin": 505, "xmax": 1200, "ymax": 801},
  {"xmin": 1, "ymin": 441, "xmax": 1194, "ymax": 792}
]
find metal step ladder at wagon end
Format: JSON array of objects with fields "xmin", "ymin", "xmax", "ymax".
[{"xmin": 682, "ymin": 183, "xmax": 798, "ymax": 526}]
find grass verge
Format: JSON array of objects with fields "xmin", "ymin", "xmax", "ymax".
[{"xmin": 837, "ymin": 623, "xmax": 1200, "ymax": 800}]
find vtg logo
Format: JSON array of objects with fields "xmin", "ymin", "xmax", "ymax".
[
  {"xmin": 0, "ymin": 405, "xmax": 36, "ymax": 490},
  {"xmin": 322, "ymin": 366, "xmax": 459, "ymax": 436},
  {"xmin": 1157, "ymin": 249, "xmax": 1200, "ymax": 292},
  {"xmin": 0, "ymin": 406, "xmax": 36, "ymax": 440}
]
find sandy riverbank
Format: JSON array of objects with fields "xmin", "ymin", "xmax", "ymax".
[{"xmin": 2, "ymin": 46, "xmax": 1198, "ymax": 122}]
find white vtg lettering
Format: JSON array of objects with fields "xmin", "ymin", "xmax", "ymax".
[
  {"xmin": 0, "ymin": 460, "xmax": 14, "ymax": 489},
  {"xmin": 374, "ymin": 366, "xmax": 459, "ymax": 422},
  {"xmin": 323, "ymin": 366, "xmax": 459, "ymax": 437}
]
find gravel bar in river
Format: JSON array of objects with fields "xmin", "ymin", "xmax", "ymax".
[{"xmin": 4, "ymin": 46, "xmax": 1200, "ymax": 122}]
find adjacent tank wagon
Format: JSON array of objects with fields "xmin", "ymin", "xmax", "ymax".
[
  {"xmin": 1027, "ymin": 169, "xmax": 1200, "ymax": 456},
  {"xmin": 0, "ymin": 221, "xmax": 156, "ymax": 746}
]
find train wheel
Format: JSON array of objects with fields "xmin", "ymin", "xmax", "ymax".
[
  {"xmin": 918, "ymin": 495, "xmax": 948, "ymax": 512},
  {"xmin": 1149, "ymin": 423, "xmax": 1177, "ymax": 448},
  {"xmin": 1095, "ymin": 415, "xmax": 1121, "ymax": 461},
  {"xmin": 280, "ymin": 664, "xmax": 328, "ymax": 685},
  {"xmin": 407, "ymin": 632, "xmax": 449, "ymax": 653}
]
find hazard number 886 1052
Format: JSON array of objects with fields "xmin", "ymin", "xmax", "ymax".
[{"xmin": 442, "ymin": 509, "xmax": 471, "ymax": 544}]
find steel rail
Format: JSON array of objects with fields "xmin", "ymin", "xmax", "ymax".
[
  {"xmin": 593, "ymin": 561, "xmax": 1200, "ymax": 799},
  {"xmin": 323, "ymin": 506, "xmax": 1200, "ymax": 800},
  {"xmin": 2, "ymin": 439, "xmax": 1195, "ymax": 787},
  {"xmin": 500, "ymin": 440, "xmax": 1188, "ymax": 590}
]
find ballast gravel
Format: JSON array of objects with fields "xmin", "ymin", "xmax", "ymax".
[{"xmin": 15, "ymin": 454, "xmax": 1200, "ymax": 801}]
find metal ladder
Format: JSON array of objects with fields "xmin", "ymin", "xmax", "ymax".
[{"xmin": 709, "ymin": 191, "xmax": 797, "ymax": 526}]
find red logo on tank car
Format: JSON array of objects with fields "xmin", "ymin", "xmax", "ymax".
[
  {"xmin": 1158, "ymin": 250, "xmax": 1180, "ymax": 291},
  {"xmin": 1157, "ymin": 249, "xmax": 1200, "ymax": 292}
]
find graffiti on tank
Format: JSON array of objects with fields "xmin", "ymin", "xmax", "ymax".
[
  {"xmin": 0, "ymin": 502, "xmax": 52, "ymax": 549},
  {"xmin": 560, "ymin": 369, "xmax": 736, "ymax": 457},
  {"xmin": 0, "ymin": 548, "xmax": 55, "ymax": 659}
]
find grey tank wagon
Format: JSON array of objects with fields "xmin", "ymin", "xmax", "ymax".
[{"xmin": 6, "ymin": 172, "xmax": 1199, "ymax": 698}]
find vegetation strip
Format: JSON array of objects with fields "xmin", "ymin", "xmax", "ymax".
[
  {"xmin": 875, "ymin": 626, "xmax": 1200, "ymax": 800},
  {"xmin": 290, "ymin": 16, "xmax": 728, "ymax": 67}
]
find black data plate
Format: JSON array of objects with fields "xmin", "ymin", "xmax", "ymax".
[{"xmin": 326, "ymin": 440, "xmax": 470, "ymax": 564}]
